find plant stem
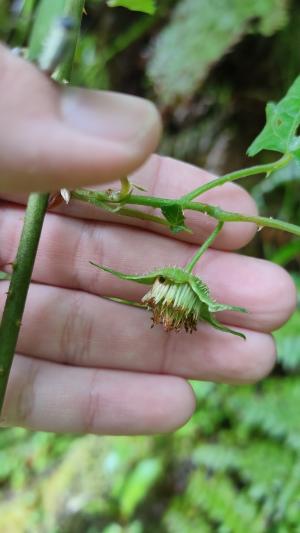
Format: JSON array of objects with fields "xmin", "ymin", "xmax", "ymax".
[
  {"xmin": 0, "ymin": 0, "xmax": 84, "ymax": 416},
  {"xmin": 185, "ymin": 222, "xmax": 224, "ymax": 273},
  {"xmin": 71, "ymin": 190, "xmax": 170, "ymax": 227},
  {"xmin": 181, "ymin": 154, "xmax": 292, "ymax": 201},
  {"xmin": 0, "ymin": 193, "xmax": 48, "ymax": 410},
  {"xmin": 73, "ymin": 188, "xmax": 300, "ymax": 237},
  {"xmin": 116, "ymin": 207, "xmax": 170, "ymax": 227}
]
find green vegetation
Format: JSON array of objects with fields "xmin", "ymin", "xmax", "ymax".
[
  {"xmin": 1, "ymin": 319, "xmax": 300, "ymax": 532},
  {"xmin": 148, "ymin": 0, "xmax": 289, "ymax": 106},
  {"xmin": 0, "ymin": 0, "xmax": 300, "ymax": 531}
]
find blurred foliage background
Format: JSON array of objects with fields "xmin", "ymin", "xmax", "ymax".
[{"xmin": 1, "ymin": 0, "xmax": 300, "ymax": 531}]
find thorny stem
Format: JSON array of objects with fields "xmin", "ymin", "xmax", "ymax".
[
  {"xmin": 0, "ymin": 0, "xmax": 84, "ymax": 416},
  {"xmin": 0, "ymin": 194, "xmax": 49, "ymax": 412},
  {"xmin": 181, "ymin": 154, "xmax": 293, "ymax": 201},
  {"xmin": 185, "ymin": 222, "xmax": 224, "ymax": 273},
  {"xmin": 116, "ymin": 207, "xmax": 169, "ymax": 227},
  {"xmin": 71, "ymin": 190, "xmax": 169, "ymax": 227},
  {"xmin": 72, "ymin": 188, "xmax": 300, "ymax": 237}
]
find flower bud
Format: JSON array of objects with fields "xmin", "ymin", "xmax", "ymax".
[{"xmin": 90, "ymin": 263, "xmax": 247, "ymax": 338}]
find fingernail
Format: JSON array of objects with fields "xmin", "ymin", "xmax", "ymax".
[{"xmin": 60, "ymin": 87, "xmax": 160, "ymax": 145}]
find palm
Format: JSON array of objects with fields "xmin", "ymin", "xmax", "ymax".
[{"xmin": 0, "ymin": 155, "xmax": 295, "ymax": 434}]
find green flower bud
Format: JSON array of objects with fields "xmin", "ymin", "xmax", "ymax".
[{"xmin": 90, "ymin": 263, "xmax": 247, "ymax": 338}]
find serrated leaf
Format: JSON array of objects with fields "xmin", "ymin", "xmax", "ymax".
[
  {"xmin": 248, "ymin": 76, "xmax": 300, "ymax": 156},
  {"xmin": 161, "ymin": 204, "xmax": 191, "ymax": 234},
  {"xmin": 147, "ymin": 0, "xmax": 288, "ymax": 106},
  {"xmin": 226, "ymin": 377, "xmax": 300, "ymax": 450},
  {"xmin": 107, "ymin": 0, "xmax": 156, "ymax": 15}
]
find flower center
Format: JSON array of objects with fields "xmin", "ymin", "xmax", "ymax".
[{"xmin": 142, "ymin": 278, "xmax": 202, "ymax": 333}]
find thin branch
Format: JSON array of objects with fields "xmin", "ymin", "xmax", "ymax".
[
  {"xmin": 73, "ymin": 188, "xmax": 300, "ymax": 237},
  {"xmin": 181, "ymin": 154, "xmax": 293, "ymax": 201},
  {"xmin": 185, "ymin": 222, "xmax": 224, "ymax": 273},
  {"xmin": 71, "ymin": 190, "xmax": 170, "ymax": 228},
  {"xmin": 117, "ymin": 207, "xmax": 170, "ymax": 227}
]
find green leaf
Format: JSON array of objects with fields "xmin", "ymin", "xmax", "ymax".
[
  {"xmin": 226, "ymin": 377, "xmax": 300, "ymax": 450},
  {"xmin": 270, "ymin": 240, "xmax": 300, "ymax": 266},
  {"xmin": 292, "ymin": 272, "xmax": 300, "ymax": 301},
  {"xmin": 147, "ymin": 0, "xmax": 288, "ymax": 106},
  {"xmin": 28, "ymin": 0, "xmax": 66, "ymax": 61},
  {"xmin": 248, "ymin": 76, "xmax": 300, "ymax": 156},
  {"xmin": 161, "ymin": 204, "xmax": 191, "ymax": 234},
  {"xmin": 107, "ymin": 0, "xmax": 156, "ymax": 15},
  {"xmin": 275, "ymin": 310, "xmax": 300, "ymax": 371},
  {"xmin": 186, "ymin": 470, "xmax": 265, "ymax": 532},
  {"xmin": 28, "ymin": 0, "xmax": 83, "ymax": 80},
  {"xmin": 119, "ymin": 458, "xmax": 163, "ymax": 518}
]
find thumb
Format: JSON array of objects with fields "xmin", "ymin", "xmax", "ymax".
[{"xmin": 0, "ymin": 43, "xmax": 161, "ymax": 193}]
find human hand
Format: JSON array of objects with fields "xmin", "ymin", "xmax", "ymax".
[{"xmin": 0, "ymin": 44, "xmax": 296, "ymax": 434}]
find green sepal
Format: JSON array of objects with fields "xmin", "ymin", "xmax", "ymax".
[
  {"xmin": 104, "ymin": 296, "xmax": 146, "ymax": 309},
  {"xmin": 90, "ymin": 264, "xmax": 196, "ymax": 285},
  {"xmin": 90, "ymin": 263, "xmax": 158, "ymax": 285},
  {"xmin": 191, "ymin": 278, "xmax": 247, "ymax": 314},
  {"xmin": 201, "ymin": 307, "xmax": 246, "ymax": 340}
]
